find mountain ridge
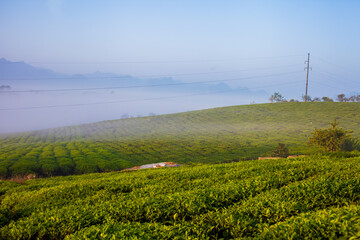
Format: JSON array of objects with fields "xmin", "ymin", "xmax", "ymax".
[{"xmin": 0, "ymin": 58, "xmax": 266, "ymax": 95}]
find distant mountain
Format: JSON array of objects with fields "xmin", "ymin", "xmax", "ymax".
[
  {"xmin": 0, "ymin": 58, "xmax": 63, "ymax": 79},
  {"xmin": 0, "ymin": 85, "xmax": 11, "ymax": 91},
  {"xmin": 0, "ymin": 58, "xmax": 267, "ymax": 95}
]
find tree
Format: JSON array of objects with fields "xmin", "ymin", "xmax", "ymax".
[
  {"xmin": 337, "ymin": 94, "xmax": 345, "ymax": 102},
  {"xmin": 302, "ymin": 95, "xmax": 312, "ymax": 102},
  {"xmin": 272, "ymin": 143, "xmax": 289, "ymax": 158},
  {"xmin": 308, "ymin": 119, "xmax": 353, "ymax": 152},
  {"xmin": 269, "ymin": 92, "xmax": 285, "ymax": 103},
  {"xmin": 322, "ymin": 96, "xmax": 333, "ymax": 102},
  {"xmin": 348, "ymin": 96, "xmax": 356, "ymax": 102},
  {"xmin": 356, "ymin": 95, "xmax": 360, "ymax": 102}
]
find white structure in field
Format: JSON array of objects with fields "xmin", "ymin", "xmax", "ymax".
[
  {"xmin": 138, "ymin": 162, "xmax": 180, "ymax": 169},
  {"xmin": 124, "ymin": 162, "xmax": 181, "ymax": 171}
]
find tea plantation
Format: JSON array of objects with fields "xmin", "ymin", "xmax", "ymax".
[
  {"xmin": 1, "ymin": 154, "xmax": 360, "ymax": 239},
  {"xmin": 1, "ymin": 102, "xmax": 360, "ymax": 179}
]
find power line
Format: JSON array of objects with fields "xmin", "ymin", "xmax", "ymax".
[
  {"xmin": 0, "ymin": 63, "xmax": 303, "ymax": 81},
  {"xmin": 312, "ymin": 67, "xmax": 360, "ymax": 86},
  {"xmin": 0, "ymin": 80, "xmax": 303, "ymax": 111},
  {"xmin": 0, "ymin": 71, "xmax": 303, "ymax": 94},
  {"xmin": 311, "ymin": 80, "xmax": 357, "ymax": 93},
  {"xmin": 25, "ymin": 54, "xmax": 304, "ymax": 65},
  {"xmin": 138, "ymin": 64, "xmax": 303, "ymax": 78},
  {"xmin": 312, "ymin": 56, "xmax": 360, "ymax": 75}
]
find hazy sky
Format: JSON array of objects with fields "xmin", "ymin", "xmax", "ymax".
[
  {"xmin": 1, "ymin": 1, "xmax": 360, "ymax": 76},
  {"xmin": 1, "ymin": 0, "xmax": 360, "ymax": 133},
  {"xmin": 1, "ymin": 1, "xmax": 360, "ymax": 70}
]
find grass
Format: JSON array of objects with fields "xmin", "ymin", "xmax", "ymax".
[{"xmin": 0, "ymin": 102, "xmax": 360, "ymax": 178}]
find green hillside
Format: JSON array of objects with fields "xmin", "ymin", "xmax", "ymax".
[
  {"xmin": 1, "ymin": 102, "xmax": 360, "ymax": 179},
  {"xmin": 1, "ymin": 155, "xmax": 360, "ymax": 239}
]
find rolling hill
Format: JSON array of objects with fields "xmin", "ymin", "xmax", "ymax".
[
  {"xmin": 1, "ymin": 102, "xmax": 360, "ymax": 179},
  {"xmin": 1, "ymin": 155, "xmax": 360, "ymax": 239}
]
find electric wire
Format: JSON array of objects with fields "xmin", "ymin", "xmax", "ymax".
[
  {"xmin": 310, "ymin": 80, "xmax": 357, "ymax": 93},
  {"xmin": 312, "ymin": 67, "xmax": 360, "ymax": 86},
  {"xmin": 0, "ymin": 71, "xmax": 303, "ymax": 94},
  {"xmin": 312, "ymin": 56, "xmax": 360, "ymax": 75},
  {"xmin": 0, "ymin": 80, "xmax": 303, "ymax": 111},
  {"xmin": 0, "ymin": 63, "xmax": 303, "ymax": 81},
  {"xmin": 25, "ymin": 54, "xmax": 304, "ymax": 65}
]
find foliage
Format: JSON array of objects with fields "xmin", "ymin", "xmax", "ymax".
[
  {"xmin": 259, "ymin": 205, "xmax": 360, "ymax": 239},
  {"xmin": 272, "ymin": 143, "xmax": 289, "ymax": 158},
  {"xmin": 337, "ymin": 94, "xmax": 346, "ymax": 102},
  {"xmin": 0, "ymin": 155, "xmax": 360, "ymax": 239},
  {"xmin": 269, "ymin": 94, "xmax": 359, "ymax": 103},
  {"xmin": 301, "ymin": 94, "xmax": 312, "ymax": 102},
  {"xmin": 342, "ymin": 138, "xmax": 360, "ymax": 152},
  {"xmin": 0, "ymin": 102, "xmax": 360, "ymax": 179},
  {"xmin": 269, "ymin": 92, "xmax": 285, "ymax": 103},
  {"xmin": 322, "ymin": 96, "xmax": 334, "ymax": 102},
  {"xmin": 308, "ymin": 119, "xmax": 354, "ymax": 152},
  {"xmin": 336, "ymin": 93, "xmax": 360, "ymax": 102}
]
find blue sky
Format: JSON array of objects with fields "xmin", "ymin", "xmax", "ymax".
[{"xmin": 1, "ymin": 0, "xmax": 360, "ymax": 98}]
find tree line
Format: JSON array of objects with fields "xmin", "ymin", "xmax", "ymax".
[{"xmin": 270, "ymin": 92, "xmax": 360, "ymax": 103}]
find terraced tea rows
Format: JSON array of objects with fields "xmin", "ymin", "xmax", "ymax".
[
  {"xmin": 0, "ymin": 155, "xmax": 359, "ymax": 239},
  {"xmin": 1, "ymin": 102, "xmax": 360, "ymax": 178}
]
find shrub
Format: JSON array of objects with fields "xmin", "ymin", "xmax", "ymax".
[
  {"xmin": 272, "ymin": 143, "xmax": 289, "ymax": 158},
  {"xmin": 308, "ymin": 119, "xmax": 355, "ymax": 152}
]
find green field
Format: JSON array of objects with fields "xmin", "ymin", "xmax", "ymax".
[
  {"xmin": 1, "ymin": 102, "xmax": 360, "ymax": 179},
  {"xmin": 1, "ymin": 154, "xmax": 360, "ymax": 239}
]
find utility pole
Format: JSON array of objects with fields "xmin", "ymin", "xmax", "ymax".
[{"xmin": 304, "ymin": 53, "xmax": 310, "ymax": 102}]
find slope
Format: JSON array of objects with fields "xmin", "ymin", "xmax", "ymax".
[
  {"xmin": 0, "ymin": 102, "xmax": 359, "ymax": 178},
  {"xmin": 1, "ymin": 155, "xmax": 360, "ymax": 239}
]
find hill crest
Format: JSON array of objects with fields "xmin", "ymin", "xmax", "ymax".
[{"xmin": 0, "ymin": 102, "xmax": 359, "ymax": 179}]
